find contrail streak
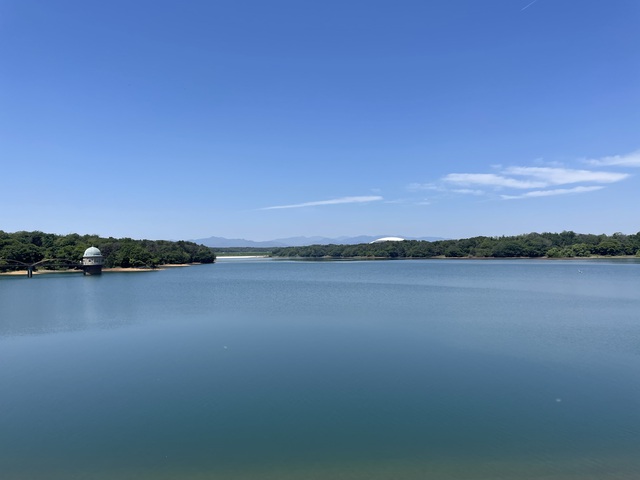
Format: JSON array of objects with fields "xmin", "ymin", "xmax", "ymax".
[
  {"xmin": 521, "ymin": 0, "xmax": 539, "ymax": 11},
  {"xmin": 261, "ymin": 195, "xmax": 383, "ymax": 210}
]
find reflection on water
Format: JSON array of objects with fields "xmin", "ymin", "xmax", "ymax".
[{"xmin": 1, "ymin": 260, "xmax": 639, "ymax": 479}]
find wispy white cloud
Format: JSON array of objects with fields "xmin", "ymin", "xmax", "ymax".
[
  {"xmin": 443, "ymin": 173, "xmax": 545, "ymax": 189},
  {"xmin": 411, "ymin": 150, "xmax": 636, "ymax": 202},
  {"xmin": 504, "ymin": 166, "xmax": 629, "ymax": 185},
  {"xmin": 407, "ymin": 182, "xmax": 441, "ymax": 192},
  {"xmin": 451, "ymin": 189, "xmax": 486, "ymax": 196},
  {"xmin": 384, "ymin": 197, "xmax": 435, "ymax": 206},
  {"xmin": 585, "ymin": 150, "xmax": 640, "ymax": 167},
  {"xmin": 501, "ymin": 186, "xmax": 604, "ymax": 200},
  {"xmin": 261, "ymin": 195, "xmax": 383, "ymax": 210},
  {"xmin": 444, "ymin": 168, "xmax": 627, "ymax": 190}
]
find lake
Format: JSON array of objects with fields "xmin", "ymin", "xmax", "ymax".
[{"xmin": 1, "ymin": 258, "xmax": 639, "ymax": 479}]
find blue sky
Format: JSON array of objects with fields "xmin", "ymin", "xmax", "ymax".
[{"xmin": 1, "ymin": 0, "xmax": 639, "ymax": 241}]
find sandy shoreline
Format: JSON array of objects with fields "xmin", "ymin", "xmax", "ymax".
[
  {"xmin": 216, "ymin": 255, "xmax": 269, "ymax": 260},
  {"xmin": 0, "ymin": 264, "xmax": 197, "ymax": 276},
  {"xmin": 0, "ymin": 268, "xmax": 158, "ymax": 276}
]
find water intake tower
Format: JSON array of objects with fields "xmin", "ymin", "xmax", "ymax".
[{"xmin": 82, "ymin": 247, "xmax": 104, "ymax": 275}]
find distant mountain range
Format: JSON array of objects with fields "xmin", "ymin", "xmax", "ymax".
[{"xmin": 192, "ymin": 235, "xmax": 446, "ymax": 248}]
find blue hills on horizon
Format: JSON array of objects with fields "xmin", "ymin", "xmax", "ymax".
[{"xmin": 193, "ymin": 235, "xmax": 447, "ymax": 248}]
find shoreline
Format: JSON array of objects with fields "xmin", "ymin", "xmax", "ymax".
[
  {"xmin": 2, "ymin": 256, "xmax": 636, "ymax": 275},
  {"xmin": 216, "ymin": 255, "xmax": 269, "ymax": 260},
  {"xmin": 273, "ymin": 254, "xmax": 640, "ymax": 261},
  {"xmin": 0, "ymin": 263, "xmax": 197, "ymax": 276},
  {"xmin": 0, "ymin": 268, "xmax": 159, "ymax": 276}
]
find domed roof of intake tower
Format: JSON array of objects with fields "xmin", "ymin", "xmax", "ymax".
[{"xmin": 83, "ymin": 246, "xmax": 103, "ymax": 257}]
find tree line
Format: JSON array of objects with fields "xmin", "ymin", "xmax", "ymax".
[
  {"xmin": 0, "ymin": 231, "xmax": 215, "ymax": 270},
  {"xmin": 271, "ymin": 231, "xmax": 640, "ymax": 259}
]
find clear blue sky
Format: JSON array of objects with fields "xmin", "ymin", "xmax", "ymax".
[{"xmin": 2, "ymin": 0, "xmax": 639, "ymax": 241}]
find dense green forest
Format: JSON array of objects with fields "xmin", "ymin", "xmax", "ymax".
[
  {"xmin": 0, "ymin": 231, "xmax": 215, "ymax": 270},
  {"xmin": 271, "ymin": 231, "xmax": 640, "ymax": 259}
]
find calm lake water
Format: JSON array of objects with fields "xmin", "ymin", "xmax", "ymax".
[{"xmin": 1, "ymin": 258, "xmax": 639, "ymax": 479}]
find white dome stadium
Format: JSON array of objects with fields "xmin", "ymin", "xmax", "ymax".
[{"xmin": 370, "ymin": 237, "xmax": 405, "ymax": 244}]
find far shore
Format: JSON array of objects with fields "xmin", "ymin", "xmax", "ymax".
[
  {"xmin": 273, "ymin": 255, "xmax": 640, "ymax": 261},
  {"xmin": 216, "ymin": 255, "xmax": 269, "ymax": 259}
]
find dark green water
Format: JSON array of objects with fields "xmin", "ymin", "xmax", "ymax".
[{"xmin": 1, "ymin": 259, "xmax": 639, "ymax": 479}]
